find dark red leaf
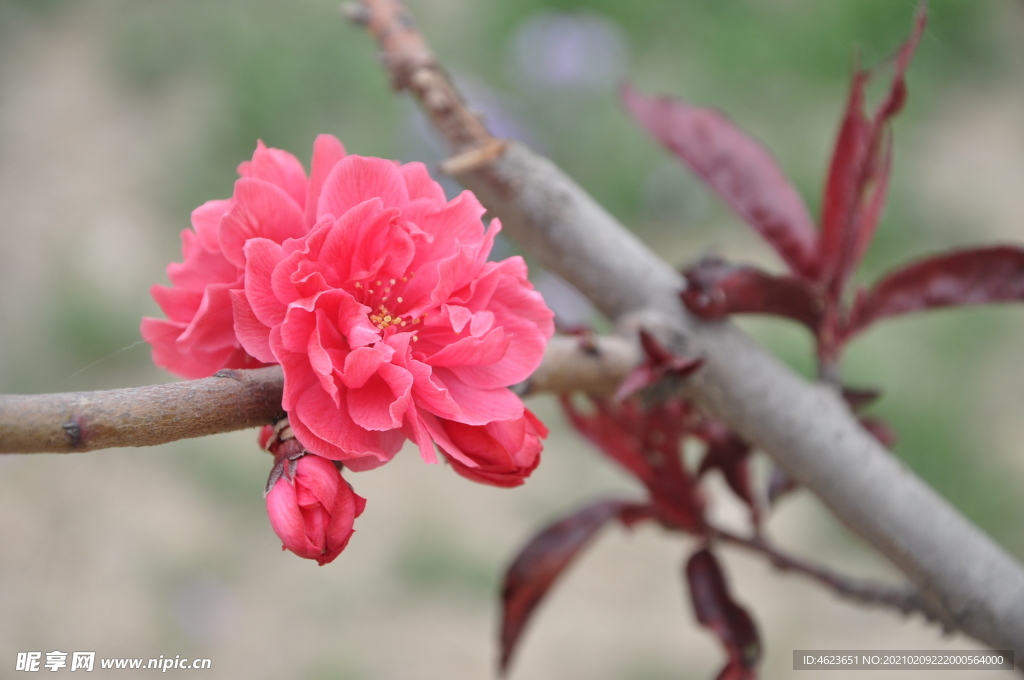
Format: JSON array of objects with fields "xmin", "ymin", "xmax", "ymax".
[
  {"xmin": 561, "ymin": 395, "xmax": 706, "ymax": 532},
  {"xmin": 623, "ymin": 84, "xmax": 819, "ymax": 277},
  {"xmin": 845, "ymin": 246, "xmax": 1024, "ymax": 338},
  {"xmin": 697, "ymin": 422, "xmax": 758, "ymax": 525},
  {"xmin": 616, "ymin": 329, "xmax": 704, "ymax": 400},
  {"xmin": 686, "ymin": 549, "xmax": 761, "ymax": 678},
  {"xmin": 818, "ymin": 7, "xmax": 926, "ymax": 292},
  {"xmin": 841, "ymin": 386, "xmax": 883, "ymax": 412},
  {"xmin": 860, "ymin": 416, "xmax": 897, "ymax": 448},
  {"xmin": 681, "ymin": 257, "xmax": 822, "ymax": 331},
  {"xmin": 845, "ymin": 131, "xmax": 893, "ymax": 281},
  {"xmin": 499, "ymin": 499, "xmax": 651, "ymax": 674}
]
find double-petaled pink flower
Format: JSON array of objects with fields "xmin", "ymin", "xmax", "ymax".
[
  {"xmin": 144, "ymin": 136, "xmax": 554, "ymax": 563},
  {"xmin": 232, "ymin": 152, "xmax": 554, "ymax": 473}
]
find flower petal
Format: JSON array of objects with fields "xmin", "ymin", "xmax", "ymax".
[{"xmin": 220, "ymin": 178, "xmax": 307, "ymax": 268}]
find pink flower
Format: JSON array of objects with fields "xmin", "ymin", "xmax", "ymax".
[
  {"xmin": 266, "ymin": 453, "xmax": 366, "ymax": 565},
  {"xmin": 233, "ymin": 154, "xmax": 554, "ymax": 472},
  {"xmin": 141, "ymin": 135, "xmax": 348, "ymax": 378},
  {"xmin": 438, "ymin": 410, "xmax": 548, "ymax": 487}
]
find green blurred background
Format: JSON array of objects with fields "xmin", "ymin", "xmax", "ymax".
[{"xmin": 0, "ymin": 0, "xmax": 1022, "ymax": 678}]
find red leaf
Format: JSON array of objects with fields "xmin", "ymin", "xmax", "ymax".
[
  {"xmin": 845, "ymin": 131, "xmax": 893, "ymax": 280},
  {"xmin": 499, "ymin": 500, "xmax": 650, "ymax": 673},
  {"xmin": 818, "ymin": 7, "xmax": 926, "ymax": 292},
  {"xmin": 561, "ymin": 395, "xmax": 706, "ymax": 532},
  {"xmin": 697, "ymin": 422, "xmax": 759, "ymax": 525},
  {"xmin": 841, "ymin": 386, "xmax": 883, "ymax": 412},
  {"xmin": 616, "ymin": 329, "xmax": 704, "ymax": 400},
  {"xmin": 686, "ymin": 549, "xmax": 761, "ymax": 678},
  {"xmin": 845, "ymin": 246, "xmax": 1024, "ymax": 338},
  {"xmin": 681, "ymin": 257, "xmax": 822, "ymax": 331},
  {"xmin": 623, "ymin": 84, "xmax": 818, "ymax": 277},
  {"xmin": 860, "ymin": 416, "xmax": 897, "ymax": 448}
]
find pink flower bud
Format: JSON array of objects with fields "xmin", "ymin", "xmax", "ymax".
[
  {"xmin": 265, "ymin": 454, "xmax": 366, "ymax": 565},
  {"xmin": 438, "ymin": 410, "xmax": 548, "ymax": 487}
]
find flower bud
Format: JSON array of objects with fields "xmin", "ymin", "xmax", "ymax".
[
  {"xmin": 266, "ymin": 453, "xmax": 366, "ymax": 565},
  {"xmin": 439, "ymin": 410, "xmax": 548, "ymax": 487}
]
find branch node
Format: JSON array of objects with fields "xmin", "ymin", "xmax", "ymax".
[
  {"xmin": 62, "ymin": 416, "xmax": 83, "ymax": 448},
  {"xmin": 440, "ymin": 139, "xmax": 509, "ymax": 176},
  {"xmin": 339, "ymin": 2, "xmax": 371, "ymax": 26}
]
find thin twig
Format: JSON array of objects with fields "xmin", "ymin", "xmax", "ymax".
[{"xmin": 711, "ymin": 526, "xmax": 945, "ymax": 624}]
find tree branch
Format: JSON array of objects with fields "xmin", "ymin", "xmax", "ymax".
[
  {"xmin": 0, "ymin": 336, "xmax": 633, "ymax": 454},
  {"xmin": 0, "ymin": 367, "xmax": 285, "ymax": 453},
  {"xmin": 349, "ymin": 0, "xmax": 1024, "ymax": 663}
]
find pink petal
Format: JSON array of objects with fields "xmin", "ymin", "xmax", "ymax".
[
  {"xmin": 278, "ymin": 344, "xmax": 403, "ymax": 464},
  {"xmin": 400, "ymin": 162, "xmax": 447, "ymax": 203},
  {"xmin": 316, "ymin": 155, "xmax": 410, "ymax": 221},
  {"xmin": 341, "ymin": 346, "xmax": 389, "ymax": 389},
  {"xmin": 166, "ymin": 230, "xmax": 237, "ymax": 289},
  {"xmin": 242, "ymin": 237, "xmax": 289, "ymax": 327},
  {"xmin": 444, "ymin": 304, "xmax": 473, "ymax": 334},
  {"xmin": 242, "ymin": 140, "xmax": 308, "ymax": 210},
  {"xmin": 175, "ymin": 282, "xmax": 240, "ymax": 355},
  {"xmin": 404, "ymin": 358, "xmax": 462, "ymax": 420},
  {"xmin": 306, "ymin": 134, "xmax": 348, "ymax": 227},
  {"xmin": 403, "ymin": 408, "xmax": 439, "ymax": 464},
  {"xmin": 191, "ymin": 199, "xmax": 232, "ymax": 252},
  {"xmin": 346, "ymin": 362, "xmax": 413, "ymax": 431},
  {"xmin": 426, "ymin": 327, "xmax": 510, "ymax": 368},
  {"xmin": 230, "ymin": 289, "xmax": 275, "ymax": 363},
  {"xmin": 150, "ymin": 284, "xmax": 202, "ymax": 323},
  {"xmin": 307, "ymin": 310, "xmax": 340, "ymax": 406},
  {"xmin": 267, "ymin": 477, "xmax": 318, "ymax": 558},
  {"xmin": 220, "ymin": 178, "xmax": 307, "ymax": 268},
  {"xmin": 433, "ymin": 368, "xmax": 524, "ymax": 425},
  {"xmin": 294, "ymin": 455, "xmax": 341, "ymax": 509}
]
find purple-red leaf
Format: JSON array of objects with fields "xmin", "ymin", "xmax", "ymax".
[
  {"xmin": 561, "ymin": 395, "xmax": 706, "ymax": 532},
  {"xmin": 860, "ymin": 416, "xmax": 897, "ymax": 449},
  {"xmin": 697, "ymin": 422, "xmax": 759, "ymax": 525},
  {"xmin": 499, "ymin": 499, "xmax": 651, "ymax": 674},
  {"xmin": 841, "ymin": 386, "xmax": 883, "ymax": 412},
  {"xmin": 686, "ymin": 548, "xmax": 761, "ymax": 680},
  {"xmin": 681, "ymin": 257, "xmax": 822, "ymax": 331},
  {"xmin": 845, "ymin": 246, "xmax": 1024, "ymax": 338},
  {"xmin": 818, "ymin": 7, "xmax": 926, "ymax": 293},
  {"xmin": 616, "ymin": 329, "xmax": 704, "ymax": 400},
  {"xmin": 623, "ymin": 84, "xmax": 819, "ymax": 277}
]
